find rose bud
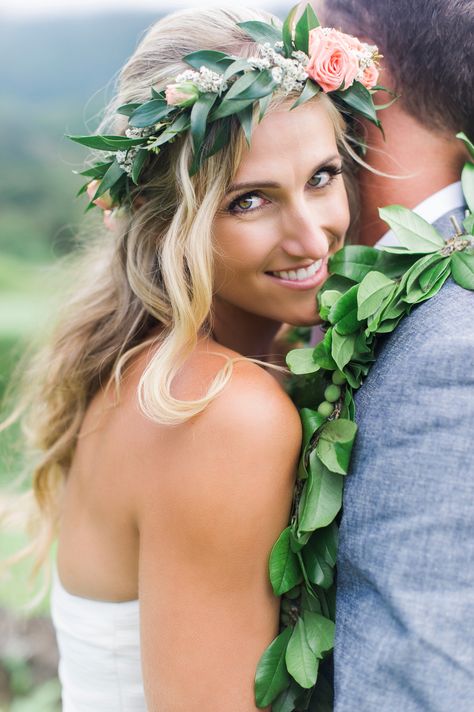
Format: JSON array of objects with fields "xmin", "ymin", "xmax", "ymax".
[{"xmin": 165, "ymin": 81, "xmax": 200, "ymax": 108}]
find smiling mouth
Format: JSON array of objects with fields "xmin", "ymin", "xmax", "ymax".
[{"xmin": 266, "ymin": 259, "xmax": 323, "ymax": 282}]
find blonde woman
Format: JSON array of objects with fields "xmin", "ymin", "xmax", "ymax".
[{"xmin": 3, "ymin": 5, "xmax": 383, "ymax": 710}]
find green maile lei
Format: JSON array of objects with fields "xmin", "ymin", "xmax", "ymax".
[
  {"xmin": 68, "ymin": 4, "xmax": 385, "ymax": 210},
  {"xmin": 255, "ymin": 133, "xmax": 474, "ymax": 712}
]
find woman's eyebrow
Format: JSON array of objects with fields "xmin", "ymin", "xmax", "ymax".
[{"xmin": 226, "ymin": 153, "xmax": 341, "ymax": 195}]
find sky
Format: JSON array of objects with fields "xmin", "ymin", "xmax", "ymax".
[{"xmin": 2, "ymin": 0, "xmax": 279, "ymax": 19}]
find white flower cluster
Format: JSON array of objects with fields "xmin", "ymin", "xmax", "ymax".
[
  {"xmin": 116, "ymin": 126, "xmax": 155, "ymax": 174},
  {"xmin": 247, "ymin": 43, "xmax": 308, "ymax": 94},
  {"xmin": 175, "ymin": 66, "xmax": 228, "ymax": 94},
  {"xmin": 116, "ymin": 149, "xmax": 136, "ymax": 174}
]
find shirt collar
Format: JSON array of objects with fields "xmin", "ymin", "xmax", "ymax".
[{"xmin": 376, "ymin": 181, "xmax": 465, "ymax": 248}]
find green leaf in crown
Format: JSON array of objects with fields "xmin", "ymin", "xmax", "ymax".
[{"xmin": 258, "ymin": 144, "xmax": 473, "ymax": 710}]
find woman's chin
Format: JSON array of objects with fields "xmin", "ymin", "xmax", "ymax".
[{"xmin": 286, "ymin": 313, "xmax": 322, "ymax": 328}]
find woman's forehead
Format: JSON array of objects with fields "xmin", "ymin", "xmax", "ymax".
[{"xmin": 233, "ymin": 100, "xmax": 339, "ymax": 184}]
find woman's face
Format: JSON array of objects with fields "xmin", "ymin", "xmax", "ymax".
[{"xmin": 212, "ymin": 98, "xmax": 350, "ymax": 331}]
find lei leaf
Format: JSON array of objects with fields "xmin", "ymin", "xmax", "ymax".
[
  {"xmin": 298, "ymin": 454, "xmax": 343, "ymax": 531},
  {"xmin": 330, "ymin": 330, "xmax": 355, "ymax": 371},
  {"xmin": 255, "ymin": 626, "xmax": 293, "ymax": 706},
  {"xmin": 286, "ymin": 348, "xmax": 320, "ymax": 375},
  {"xmin": 270, "ymin": 527, "xmax": 304, "ymax": 595},
  {"xmin": 313, "ymin": 329, "xmax": 337, "ymax": 370},
  {"xmin": 272, "ymin": 681, "xmax": 303, "ymax": 712},
  {"xmin": 327, "ymin": 284, "xmax": 361, "ymax": 334},
  {"xmin": 456, "ymin": 131, "xmax": 474, "ymax": 160},
  {"xmin": 329, "ymin": 244, "xmax": 379, "ymax": 281},
  {"xmin": 464, "ymin": 213, "xmax": 474, "ymax": 235},
  {"xmin": 379, "ymin": 205, "xmax": 445, "ymax": 252},
  {"xmin": 285, "ymin": 617, "xmax": 319, "ymax": 688},
  {"xmin": 300, "ymin": 409, "xmax": 326, "ymax": 451},
  {"xmin": 461, "ymin": 162, "xmax": 474, "ymax": 213},
  {"xmin": 451, "ymin": 250, "xmax": 474, "ymax": 289},
  {"xmin": 302, "ymin": 610, "xmax": 335, "ymax": 658},
  {"xmin": 357, "ymin": 270, "xmax": 395, "ymax": 320},
  {"xmin": 302, "ymin": 528, "xmax": 336, "ymax": 589},
  {"xmin": 319, "ymin": 290, "xmax": 342, "ymax": 320}
]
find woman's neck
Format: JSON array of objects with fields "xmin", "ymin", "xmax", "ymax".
[{"xmin": 210, "ymin": 299, "xmax": 283, "ymax": 362}]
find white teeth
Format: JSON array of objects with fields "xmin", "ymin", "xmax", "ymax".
[{"xmin": 272, "ymin": 259, "xmax": 322, "ymax": 282}]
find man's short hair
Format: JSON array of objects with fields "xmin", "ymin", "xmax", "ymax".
[{"xmin": 320, "ymin": 0, "xmax": 474, "ymax": 138}]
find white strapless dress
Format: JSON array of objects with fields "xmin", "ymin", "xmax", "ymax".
[{"xmin": 50, "ymin": 565, "xmax": 147, "ymax": 711}]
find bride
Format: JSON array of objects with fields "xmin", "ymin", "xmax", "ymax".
[{"xmin": 4, "ymin": 5, "xmax": 382, "ymax": 710}]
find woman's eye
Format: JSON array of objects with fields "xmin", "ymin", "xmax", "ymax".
[
  {"xmin": 307, "ymin": 170, "xmax": 333, "ymax": 188},
  {"xmin": 228, "ymin": 193, "xmax": 265, "ymax": 214}
]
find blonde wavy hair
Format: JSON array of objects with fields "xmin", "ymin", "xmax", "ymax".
[{"xmin": 1, "ymin": 6, "xmax": 359, "ymax": 599}]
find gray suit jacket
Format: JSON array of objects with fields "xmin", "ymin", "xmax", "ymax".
[{"xmin": 333, "ymin": 207, "xmax": 474, "ymax": 711}]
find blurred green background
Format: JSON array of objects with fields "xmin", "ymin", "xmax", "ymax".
[{"xmin": 0, "ymin": 11, "xmax": 161, "ymax": 710}]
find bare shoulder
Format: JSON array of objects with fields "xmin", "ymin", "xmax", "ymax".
[
  {"xmin": 202, "ymin": 345, "xmax": 302, "ymax": 442},
  {"xmin": 132, "ymin": 339, "xmax": 302, "ymax": 511}
]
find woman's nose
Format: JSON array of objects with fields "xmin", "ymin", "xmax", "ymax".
[{"xmin": 280, "ymin": 200, "xmax": 330, "ymax": 259}]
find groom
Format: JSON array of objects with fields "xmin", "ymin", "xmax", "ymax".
[{"xmin": 312, "ymin": 1, "xmax": 474, "ymax": 710}]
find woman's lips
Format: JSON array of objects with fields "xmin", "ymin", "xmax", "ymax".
[{"xmin": 265, "ymin": 258, "xmax": 328, "ymax": 290}]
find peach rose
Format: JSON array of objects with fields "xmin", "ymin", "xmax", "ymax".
[
  {"xmin": 361, "ymin": 63, "xmax": 380, "ymax": 90},
  {"xmin": 307, "ymin": 27, "xmax": 360, "ymax": 92},
  {"xmin": 86, "ymin": 179, "xmax": 114, "ymax": 210}
]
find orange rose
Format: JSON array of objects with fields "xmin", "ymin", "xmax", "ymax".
[{"xmin": 307, "ymin": 27, "xmax": 360, "ymax": 93}]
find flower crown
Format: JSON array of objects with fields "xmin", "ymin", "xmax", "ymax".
[{"xmin": 69, "ymin": 4, "xmax": 385, "ymax": 221}]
